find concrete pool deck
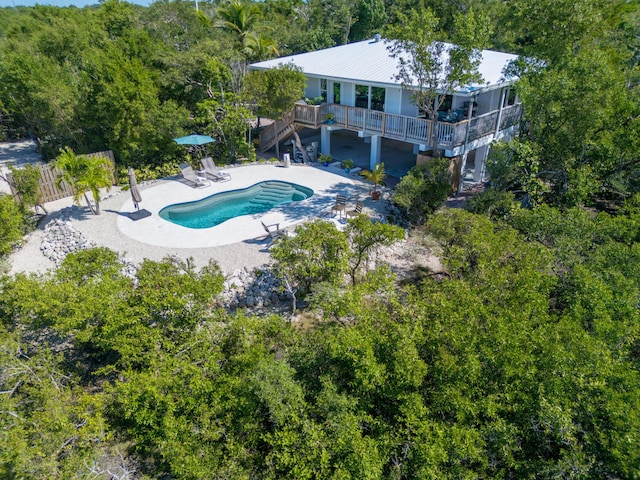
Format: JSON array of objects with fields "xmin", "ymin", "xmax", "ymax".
[
  {"xmin": 8, "ymin": 162, "xmax": 387, "ymax": 276},
  {"xmin": 118, "ymin": 163, "xmax": 365, "ymax": 248}
]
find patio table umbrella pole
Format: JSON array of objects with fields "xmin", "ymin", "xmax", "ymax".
[
  {"xmin": 127, "ymin": 167, "xmax": 151, "ymax": 220},
  {"xmin": 128, "ymin": 167, "xmax": 142, "ymax": 211}
]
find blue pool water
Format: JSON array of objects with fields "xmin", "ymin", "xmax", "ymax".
[{"xmin": 159, "ymin": 180, "xmax": 314, "ymax": 229}]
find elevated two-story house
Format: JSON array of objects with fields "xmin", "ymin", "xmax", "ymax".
[{"xmin": 250, "ymin": 36, "xmax": 522, "ymax": 186}]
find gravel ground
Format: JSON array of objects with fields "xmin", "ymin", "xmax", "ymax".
[
  {"xmin": 8, "ymin": 187, "xmax": 275, "ymax": 276},
  {"xmin": 0, "ymin": 140, "xmax": 273, "ymax": 276}
]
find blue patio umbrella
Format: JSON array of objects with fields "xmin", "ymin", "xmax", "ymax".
[{"xmin": 173, "ymin": 134, "xmax": 215, "ymax": 146}]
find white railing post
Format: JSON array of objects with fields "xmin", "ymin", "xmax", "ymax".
[{"xmin": 495, "ymin": 89, "xmax": 507, "ymax": 136}]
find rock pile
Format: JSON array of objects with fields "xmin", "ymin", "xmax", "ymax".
[
  {"xmin": 40, "ymin": 206, "xmax": 137, "ymax": 279},
  {"xmin": 40, "ymin": 210, "xmax": 96, "ymax": 266},
  {"xmin": 220, "ymin": 267, "xmax": 290, "ymax": 309}
]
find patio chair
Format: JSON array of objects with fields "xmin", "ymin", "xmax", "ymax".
[
  {"xmin": 331, "ymin": 194, "xmax": 347, "ymax": 218},
  {"xmin": 179, "ymin": 163, "xmax": 211, "ymax": 188},
  {"xmin": 346, "ymin": 200, "xmax": 364, "ymax": 219},
  {"xmin": 261, "ymin": 221, "xmax": 287, "ymax": 242},
  {"xmin": 201, "ymin": 157, "xmax": 231, "ymax": 182}
]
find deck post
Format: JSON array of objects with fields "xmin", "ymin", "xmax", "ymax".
[
  {"xmin": 495, "ymin": 89, "xmax": 507, "ymax": 136},
  {"xmin": 474, "ymin": 145, "xmax": 489, "ymax": 182},
  {"xmin": 321, "ymin": 125, "xmax": 331, "ymax": 155},
  {"xmin": 370, "ymin": 135, "xmax": 381, "ymax": 170}
]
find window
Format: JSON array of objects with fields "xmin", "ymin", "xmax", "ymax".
[
  {"xmin": 371, "ymin": 87, "xmax": 385, "ymax": 111},
  {"xmin": 320, "ymin": 79, "xmax": 328, "ymax": 103},
  {"xmin": 437, "ymin": 94, "xmax": 452, "ymax": 112},
  {"xmin": 355, "ymin": 84, "xmax": 369, "ymax": 108},
  {"xmin": 506, "ymin": 88, "xmax": 517, "ymax": 106},
  {"xmin": 333, "ymin": 82, "xmax": 341, "ymax": 104}
]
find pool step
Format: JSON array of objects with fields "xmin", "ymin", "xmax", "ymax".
[
  {"xmin": 262, "ymin": 181, "xmax": 295, "ymax": 191},
  {"xmin": 251, "ymin": 191, "xmax": 293, "ymax": 204},
  {"xmin": 250, "ymin": 184, "xmax": 297, "ymax": 204}
]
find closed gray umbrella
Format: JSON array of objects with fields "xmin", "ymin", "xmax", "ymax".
[{"xmin": 128, "ymin": 167, "xmax": 142, "ymax": 211}]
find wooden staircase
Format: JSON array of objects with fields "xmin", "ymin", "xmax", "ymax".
[{"xmin": 259, "ymin": 114, "xmax": 303, "ymax": 153}]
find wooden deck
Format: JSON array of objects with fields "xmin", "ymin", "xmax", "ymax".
[{"xmin": 260, "ymin": 103, "xmax": 523, "ymax": 153}]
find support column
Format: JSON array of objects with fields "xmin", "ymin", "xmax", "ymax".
[
  {"xmin": 370, "ymin": 135, "xmax": 382, "ymax": 170},
  {"xmin": 474, "ymin": 145, "xmax": 490, "ymax": 182},
  {"xmin": 495, "ymin": 88, "xmax": 508, "ymax": 136},
  {"xmin": 457, "ymin": 152, "xmax": 468, "ymax": 194},
  {"xmin": 320, "ymin": 126, "xmax": 331, "ymax": 155}
]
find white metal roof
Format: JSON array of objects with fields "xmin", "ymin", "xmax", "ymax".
[{"xmin": 250, "ymin": 38, "xmax": 519, "ymax": 92}]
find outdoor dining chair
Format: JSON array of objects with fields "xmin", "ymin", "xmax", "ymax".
[
  {"xmin": 346, "ymin": 200, "xmax": 364, "ymax": 219},
  {"xmin": 331, "ymin": 195, "xmax": 347, "ymax": 219}
]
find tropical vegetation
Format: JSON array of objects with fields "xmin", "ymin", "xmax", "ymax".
[{"xmin": 0, "ymin": 0, "xmax": 639, "ymax": 478}]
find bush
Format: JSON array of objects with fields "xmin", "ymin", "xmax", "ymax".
[
  {"xmin": 0, "ymin": 194, "xmax": 25, "ymax": 256},
  {"xmin": 305, "ymin": 96, "xmax": 324, "ymax": 105},
  {"xmin": 392, "ymin": 160, "xmax": 451, "ymax": 225},
  {"xmin": 117, "ymin": 161, "xmax": 181, "ymax": 185},
  {"xmin": 465, "ymin": 188, "xmax": 518, "ymax": 220},
  {"xmin": 8, "ymin": 164, "xmax": 43, "ymax": 213}
]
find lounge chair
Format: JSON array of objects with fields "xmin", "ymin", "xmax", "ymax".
[
  {"xmin": 346, "ymin": 200, "xmax": 364, "ymax": 218},
  {"xmin": 331, "ymin": 194, "xmax": 347, "ymax": 218},
  {"xmin": 261, "ymin": 221, "xmax": 287, "ymax": 243},
  {"xmin": 201, "ymin": 157, "xmax": 231, "ymax": 182},
  {"xmin": 179, "ymin": 163, "xmax": 211, "ymax": 188}
]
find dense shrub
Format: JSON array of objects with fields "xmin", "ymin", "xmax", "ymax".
[
  {"xmin": 0, "ymin": 194, "xmax": 25, "ymax": 256},
  {"xmin": 392, "ymin": 159, "xmax": 451, "ymax": 225},
  {"xmin": 465, "ymin": 187, "xmax": 518, "ymax": 220}
]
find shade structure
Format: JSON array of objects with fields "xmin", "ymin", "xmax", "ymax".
[
  {"xmin": 128, "ymin": 167, "xmax": 143, "ymax": 211},
  {"xmin": 173, "ymin": 134, "xmax": 215, "ymax": 146}
]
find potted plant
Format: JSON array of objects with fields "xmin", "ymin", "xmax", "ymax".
[
  {"xmin": 318, "ymin": 153, "xmax": 332, "ymax": 167},
  {"xmin": 325, "ymin": 112, "xmax": 335, "ymax": 124},
  {"xmin": 341, "ymin": 158, "xmax": 354, "ymax": 173},
  {"xmin": 362, "ymin": 162, "xmax": 386, "ymax": 200}
]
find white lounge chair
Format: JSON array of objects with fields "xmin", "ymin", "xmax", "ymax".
[
  {"xmin": 179, "ymin": 163, "xmax": 210, "ymax": 188},
  {"xmin": 261, "ymin": 220, "xmax": 287, "ymax": 244},
  {"xmin": 201, "ymin": 157, "xmax": 231, "ymax": 182}
]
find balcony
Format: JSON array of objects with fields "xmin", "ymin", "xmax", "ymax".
[{"xmin": 288, "ymin": 103, "xmax": 522, "ymax": 150}]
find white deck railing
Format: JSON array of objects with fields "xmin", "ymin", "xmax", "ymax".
[{"xmin": 286, "ymin": 102, "xmax": 523, "ymax": 150}]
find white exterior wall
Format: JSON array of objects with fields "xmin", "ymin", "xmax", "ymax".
[
  {"xmin": 492, "ymin": 89, "xmax": 502, "ymax": 110},
  {"xmin": 306, "ymin": 77, "xmax": 321, "ymax": 99},
  {"xmin": 400, "ymin": 89, "xmax": 419, "ymax": 116},
  {"xmin": 341, "ymin": 81, "xmax": 356, "ymax": 106},
  {"xmin": 385, "ymin": 87, "xmax": 402, "ymax": 114},
  {"xmin": 475, "ymin": 91, "xmax": 495, "ymax": 114},
  {"xmin": 451, "ymin": 95, "xmax": 463, "ymax": 111}
]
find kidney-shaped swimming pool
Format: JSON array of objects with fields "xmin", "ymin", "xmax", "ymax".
[{"xmin": 159, "ymin": 180, "xmax": 314, "ymax": 229}]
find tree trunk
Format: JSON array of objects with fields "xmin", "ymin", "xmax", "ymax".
[
  {"xmin": 430, "ymin": 115, "xmax": 442, "ymax": 158},
  {"xmin": 283, "ymin": 277, "xmax": 297, "ymax": 320},
  {"xmin": 291, "ymin": 125, "xmax": 312, "ymax": 163},
  {"xmin": 84, "ymin": 192, "xmax": 98, "ymax": 215}
]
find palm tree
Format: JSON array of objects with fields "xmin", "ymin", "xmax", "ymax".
[
  {"xmin": 217, "ymin": 0, "xmax": 261, "ymax": 47},
  {"xmin": 217, "ymin": 0, "xmax": 278, "ymax": 61},
  {"xmin": 243, "ymin": 32, "xmax": 279, "ymax": 61},
  {"xmin": 362, "ymin": 162, "xmax": 387, "ymax": 199},
  {"xmin": 54, "ymin": 147, "xmax": 113, "ymax": 215}
]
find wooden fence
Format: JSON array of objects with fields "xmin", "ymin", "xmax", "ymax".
[{"xmin": 6, "ymin": 150, "xmax": 116, "ymax": 205}]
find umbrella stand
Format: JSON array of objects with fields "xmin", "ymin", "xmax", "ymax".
[{"xmin": 127, "ymin": 167, "xmax": 151, "ymax": 221}]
